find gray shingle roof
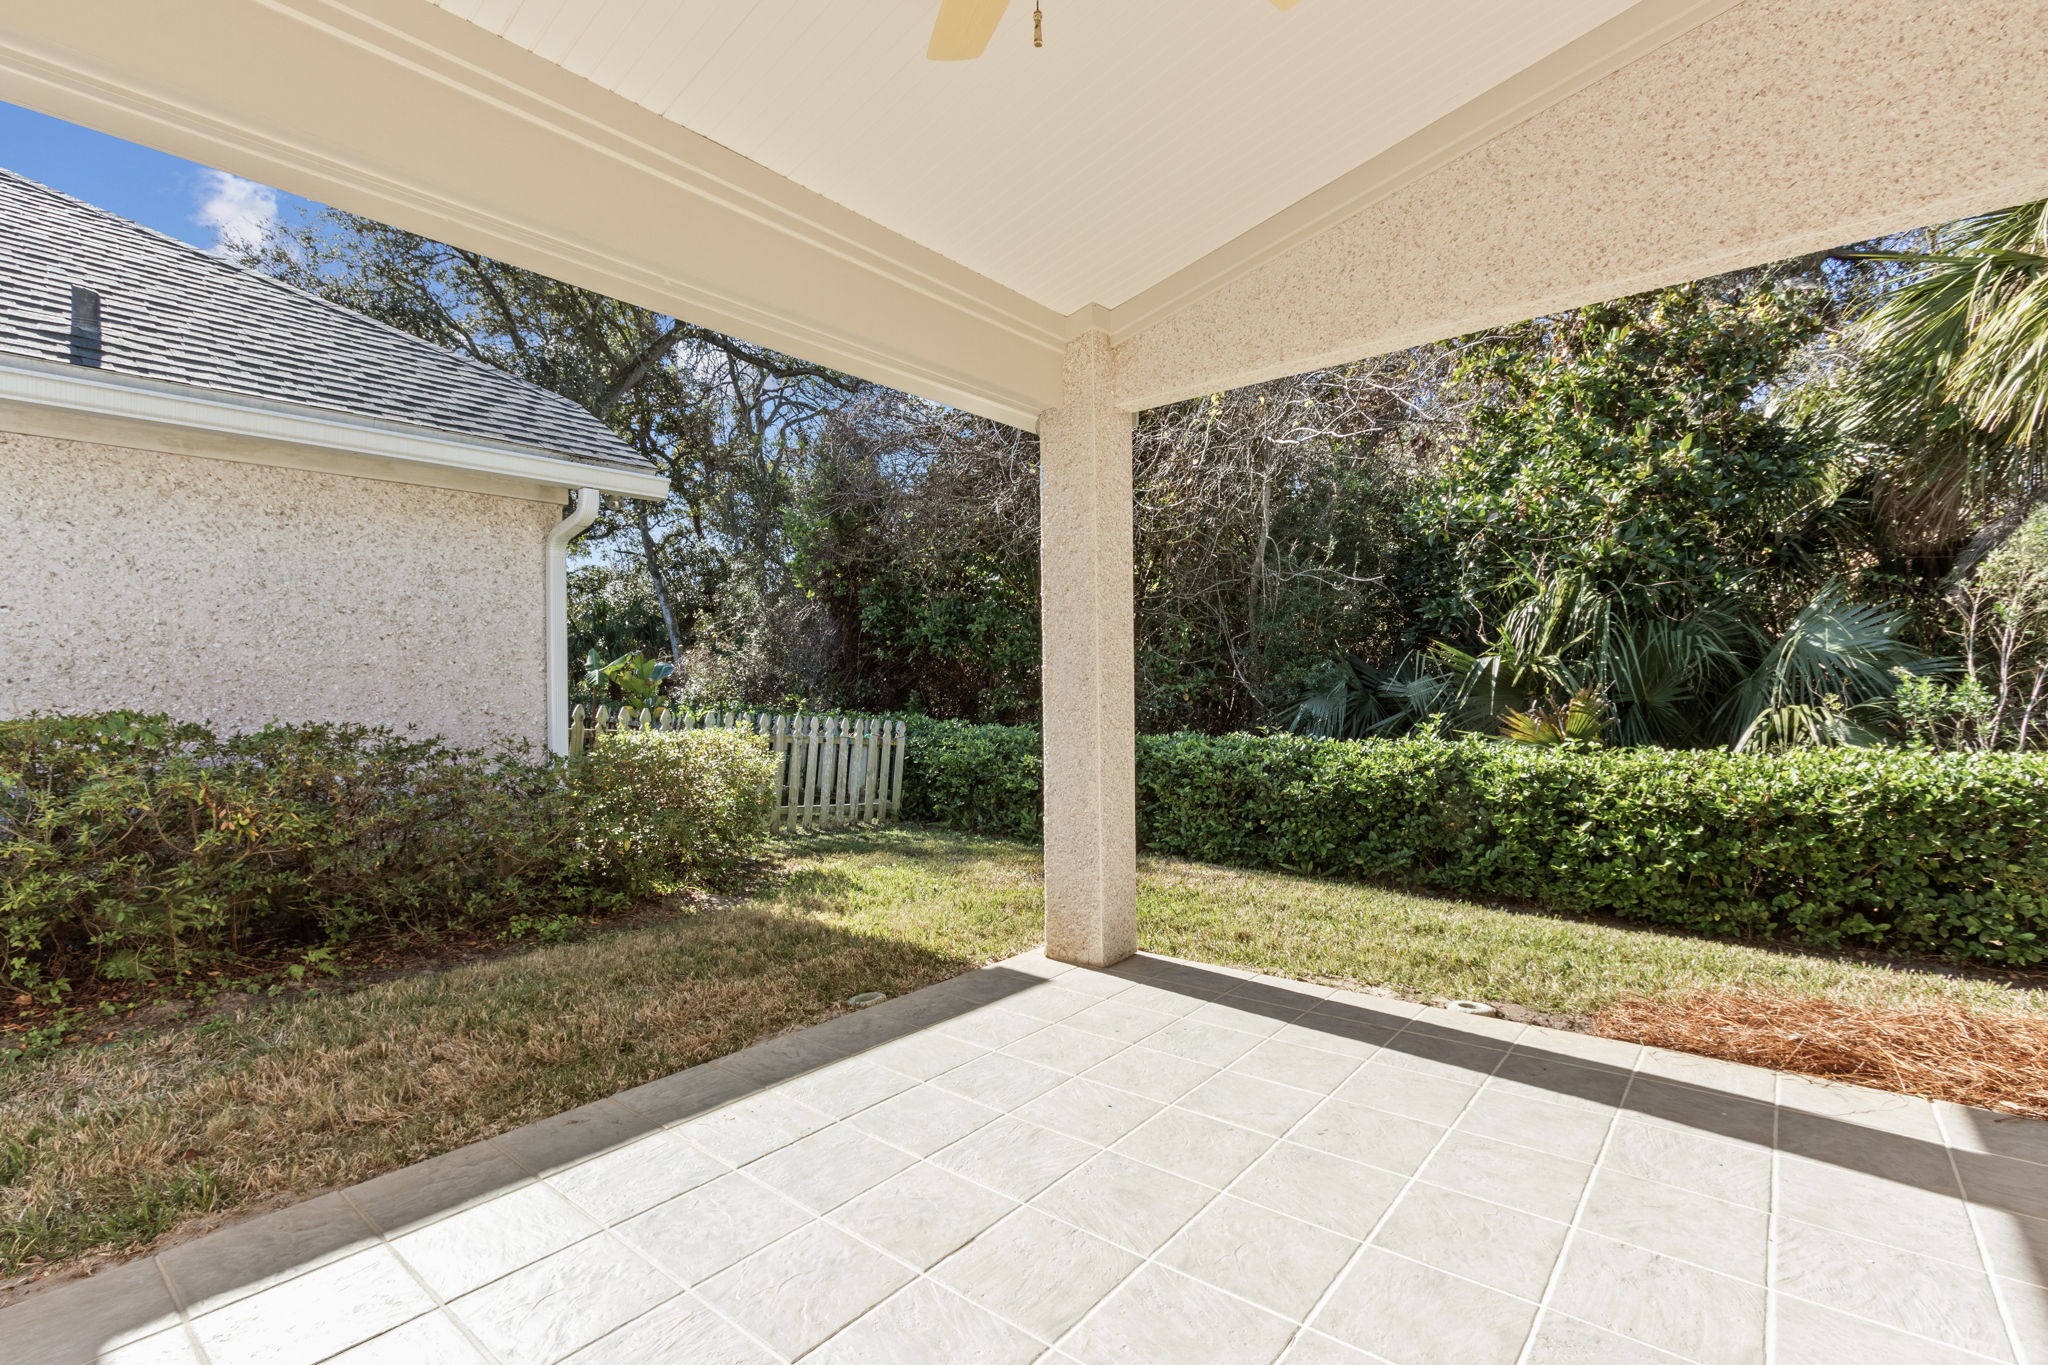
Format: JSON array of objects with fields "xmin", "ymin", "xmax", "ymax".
[{"xmin": 0, "ymin": 167, "xmax": 647, "ymax": 472}]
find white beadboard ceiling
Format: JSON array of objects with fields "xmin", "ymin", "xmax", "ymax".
[{"xmin": 428, "ymin": 0, "xmax": 1644, "ymax": 315}]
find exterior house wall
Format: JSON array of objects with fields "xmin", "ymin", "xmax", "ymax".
[{"xmin": 0, "ymin": 429, "xmax": 560, "ymax": 749}]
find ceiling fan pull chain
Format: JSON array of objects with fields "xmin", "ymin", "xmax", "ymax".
[{"xmin": 1034, "ymin": 3, "xmax": 1044, "ymax": 48}]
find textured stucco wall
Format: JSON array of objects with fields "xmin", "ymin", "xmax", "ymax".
[
  {"xmin": 0, "ymin": 430, "xmax": 559, "ymax": 748},
  {"xmin": 1115, "ymin": 0, "xmax": 2048, "ymax": 408}
]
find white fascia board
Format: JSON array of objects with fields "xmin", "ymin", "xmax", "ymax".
[
  {"xmin": 0, "ymin": 352, "xmax": 670, "ymax": 501},
  {"xmin": 0, "ymin": 0, "xmax": 1064, "ymax": 430}
]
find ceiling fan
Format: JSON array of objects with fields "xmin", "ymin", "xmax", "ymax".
[{"xmin": 928, "ymin": 0, "xmax": 1303, "ymax": 61}]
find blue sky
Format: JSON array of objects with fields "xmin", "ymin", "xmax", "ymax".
[{"xmin": 0, "ymin": 100, "xmax": 318, "ymax": 249}]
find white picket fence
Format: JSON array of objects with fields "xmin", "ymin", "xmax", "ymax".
[{"xmin": 567, "ymin": 705, "xmax": 906, "ymax": 830}]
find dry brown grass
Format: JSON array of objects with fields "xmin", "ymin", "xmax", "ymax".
[
  {"xmin": 0, "ymin": 830, "xmax": 1045, "ymax": 1284},
  {"xmin": 1592, "ymin": 990, "xmax": 2048, "ymax": 1118}
]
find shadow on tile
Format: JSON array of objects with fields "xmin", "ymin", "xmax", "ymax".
[{"xmin": 0, "ymin": 961, "xmax": 1059, "ymax": 1365}]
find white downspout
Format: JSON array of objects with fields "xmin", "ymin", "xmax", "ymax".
[{"xmin": 546, "ymin": 487, "xmax": 602, "ymax": 756}]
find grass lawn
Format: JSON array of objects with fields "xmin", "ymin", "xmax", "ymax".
[
  {"xmin": 5, "ymin": 825, "xmax": 2043, "ymax": 1285},
  {"xmin": 1134, "ymin": 850, "xmax": 2048, "ymax": 1018}
]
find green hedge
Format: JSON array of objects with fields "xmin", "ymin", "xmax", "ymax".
[
  {"xmin": 901, "ymin": 717, "xmax": 1044, "ymax": 839},
  {"xmin": 1, "ymin": 712, "xmax": 774, "ymax": 992},
  {"xmin": 902, "ymin": 718, "xmax": 2048, "ymax": 966}
]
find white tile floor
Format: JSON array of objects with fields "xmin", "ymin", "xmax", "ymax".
[{"xmin": 8, "ymin": 949, "xmax": 2047, "ymax": 1365}]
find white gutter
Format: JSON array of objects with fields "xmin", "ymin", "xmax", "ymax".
[
  {"xmin": 0, "ymin": 350, "xmax": 670, "ymax": 501},
  {"xmin": 546, "ymin": 487, "xmax": 603, "ymax": 757}
]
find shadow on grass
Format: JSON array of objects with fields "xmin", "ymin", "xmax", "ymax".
[
  {"xmin": 819, "ymin": 824, "xmax": 2048, "ymax": 996},
  {"xmin": 1139, "ymin": 842, "xmax": 2048, "ymax": 1000}
]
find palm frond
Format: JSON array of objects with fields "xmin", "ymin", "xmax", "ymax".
[
  {"xmin": 1500, "ymin": 686, "xmax": 1609, "ymax": 746},
  {"xmin": 1601, "ymin": 607, "xmax": 1750, "ymax": 747},
  {"xmin": 1817, "ymin": 201, "xmax": 2048, "ymax": 547},
  {"xmin": 1287, "ymin": 652, "xmax": 1447, "ymax": 739},
  {"xmin": 1732, "ymin": 702, "xmax": 1889, "ymax": 753},
  {"xmin": 1718, "ymin": 581, "xmax": 1940, "ymax": 745}
]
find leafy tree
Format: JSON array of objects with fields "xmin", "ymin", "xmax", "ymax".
[
  {"xmin": 1129, "ymin": 359, "xmax": 1448, "ymax": 732},
  {"xmin": 1405, "ymin": 272, "xmax": 1855, "ymax": 639},
  {"xmin": 566, "ymin": 563, "xmax": 669, "ymax": 670},
  {"xmin": 239, "ymin": 211, "xmax": 862, "ymax": 688},
  {"xmin": 788, "ymin": 397, "xmax": 1042, "ymax": 720},
  {"xmin": 1907, "ymin": 503, "xmax": 2048, "ymax": 748}
]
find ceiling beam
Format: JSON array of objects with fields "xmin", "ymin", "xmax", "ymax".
[
  {"xmin": 1113, "ymin": 0, "xmax": 2048, "ymax": 411},
  {"xmin": 0, "ymin": 0, "xmax": 1069, "ymax": 428}
]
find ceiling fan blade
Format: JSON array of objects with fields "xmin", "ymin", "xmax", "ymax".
[
  {"xmin": 927, "ymin": 0, "xmax": 1011, "ymax": 60},
  {"xmin": 1268, "ymin": 0, "xmax": 1305, "ymax": 8}
]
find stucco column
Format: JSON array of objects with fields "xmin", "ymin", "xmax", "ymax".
[{"xmin": 1038, "ymin": 331, "xmax": 1137, "ymax": 967}]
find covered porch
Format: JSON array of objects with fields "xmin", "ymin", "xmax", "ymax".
[
  {"xmin": 3, "ymin": 1, "xmax": 2048, "ymax": 1361},
  {"xmin": 7, "ymin": 949, "xmax": 2047, "ymax": 1362},
  {"xmin": 6, "ymin": 0, "xmax": 2045, "ymax": 971}
]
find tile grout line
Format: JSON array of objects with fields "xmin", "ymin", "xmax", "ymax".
[
  {"xmin": 545, "ymin": 1105, "xmax": 851, "ymax": 1364},
  {"xmin": 1028, "ymin": 1005, "xmax": 1389, "ymax": 1354},
  {"xmin": 104, "ymin": 954, "xmax": 2005, "ymax": 1365},
  {"xmin": 1259, "ymin": 1012, "xmax": 1518, "ymax": 1364},
  {"xmin": 787, "ymin": 1267, "xmax": 1056, "ymax": 1363},
  {"xmin": 134, "ymin": 1035, "xmax": 931, "ymax": 1365},
  {"xmin": 692, "ymin": 1135, "xmax": 1062, "ymax": 1360},
  {"xmin": 335, "ymin": 1182, "xmax": 509, "ymax": 1365},
  {"xmin": 133, "ymin": 980, "xmax": 1304, "ymax": 1365},
  {"xmin": 1938, "ymin": 1101, "xmax": 2033, "ymax": 1364},
  {"xmin": 875, "ymin": 1022, "xmax": 1300, "ymax": 1354},
  {"xmin": 792, "ymin": 966, "xmax": 2037, "ymax": 1364},
  {"xmin": 453, "ymin": 1098, "xmax": 838, "ymax": 1363},
  {"xmin": 0, "ymin": 958, "xmax": 1944, "ymax": 1364},
  {"xmin": 1509, "ymin": 1045, "xmax": 1636, "ymax": 1365},
  {"xmin": 1764, "ymin": 1289, "xmax": 2018, "ymax": 1365},
  {"xmin": 798, "ymin": 974, "xmax": 1713, "ymax": 1360},
  {"xmin": 1764, "ymin": 1234, "xmax": 2028, "ymax": 1362},
  {"xmin": 546, "ymin": 1142, "xmax": 842, "ymax": 1363},
  {"xmin": 747, "ymin": 977, "xmax": 1382, "ymax": 1356},
  {"xmin": 600, "ymin": 1026, "xmax": 1134, "ymax": 1364},
  {"xmin": 152, "ymin": 1256, "xmax": 218, "ymax": 1365},
  {"xmin": 135, "ymin": 972, "xmax": 1392, "ymax": 1352}
]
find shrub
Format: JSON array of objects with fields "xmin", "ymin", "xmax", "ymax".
[
  {"xmin": 900, "ymin": 717, "xmax": 1043, "ymax": 838},
  {"xmin": 903, "ymin": 719, "xmax": 2048, "ymax": 966},
  {"xmin": 0, "ymin": 712, "xmax": 773, "ymax": 992},
  {"xmin": 571, "ymin": 728, "xmax": 775, "ymax": 895}
]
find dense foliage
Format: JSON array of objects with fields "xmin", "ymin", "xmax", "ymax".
[
  {"xmin": 903, "ymin": 717, "xmax": 2048, "ymax": 966},
  {"xmin": 899, "ymin": 716, "xmax": 1044, "ymax": 839},
  {"xmin": 0, "ymin": 713, "xmax": 773, "ymax": 993},
  {"xmin": 246, "ymin": 200, "xmax": 2048, "ymax": 750},
  {"xmin": 1407, "ymin": 278, "xmax": 1849, "ymax": 634}
]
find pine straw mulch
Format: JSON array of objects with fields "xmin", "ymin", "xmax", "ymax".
[{"xmin": 1591, "ymin": 989, "xmax": 2048, "ymax": 1119}]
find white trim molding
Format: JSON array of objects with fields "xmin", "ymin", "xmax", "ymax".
[
  {"xmin": 5, "ymin": 0, "xmax": 2044, "ymax": 427},
  {"xmin": 1094, "ymin": 0, "xmax": 1744, "ymax": 344},
  {"xmin": 0, "ymin": 351, "xmax": 670, "ymax": 502},
  {"xmin": 0, "ymin": 0, "xmax": 1743, "ymax": 429},
  {"xmin": 0, "ymin": 0, "xmax": 1066, "ymax": 429}
]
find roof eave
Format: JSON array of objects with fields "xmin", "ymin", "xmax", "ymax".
[{"xmin": 0, "ymin": 350, "xmax": 669, "ymax": 501}]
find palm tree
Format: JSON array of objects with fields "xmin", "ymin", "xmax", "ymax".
[
  {"xmin": 1803, "ymin": 201, "xmax": 2048, "ymax": 559},
  {"xmin": 1290, "ymin": 578, "xmax": 1939, "ymax": 750},
  {"xmin": 1718, "ymin": 584, "xmax": 1938, "ymax": 750}
]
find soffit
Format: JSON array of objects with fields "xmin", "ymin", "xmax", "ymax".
[{"xmin": 428, "ymin": 0, "xmax": 1649, "ymax": 314}]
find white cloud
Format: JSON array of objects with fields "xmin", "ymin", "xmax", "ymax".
[{"xmin": 193, "ymin": 169, "xmax": 279, "ymax": 254}]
